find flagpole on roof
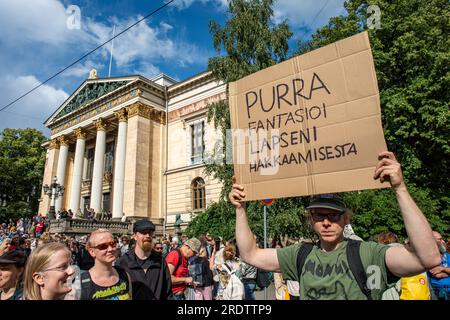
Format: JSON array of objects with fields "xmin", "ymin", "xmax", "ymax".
[{"xmin": 108, "ymin": 25, "xmax": 116, "ymax": 78}]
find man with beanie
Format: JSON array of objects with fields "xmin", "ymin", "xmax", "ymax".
[{"xmin": 117, "ymin": 219, "xmax": 171, "ymax": 300}]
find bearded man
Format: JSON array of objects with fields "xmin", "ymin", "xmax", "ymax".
[{"xmin": 117, "ymin": 219, "xmax": 171, "ymax": 299}]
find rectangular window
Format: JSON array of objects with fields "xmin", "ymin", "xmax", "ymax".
[
  {"xmin": 190, "ymin": 121, "xmax": 205, "ymax": 164},
  {"xmin": 104, "ymin": 141, "xmax": 114, "ymax": 173},
  {"xmin": 102, "ymin": 193, "xmax": 110, "ymax": 213},
  {"xmin": 85, "ymin": 148, "xmax": 95, "ymax": 180},
  {"xmin": 83, "ymin": 197, "xmax": 90, "ymax": 215}
]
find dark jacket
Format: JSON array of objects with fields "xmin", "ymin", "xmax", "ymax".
[{"xmin": 117, "ymin": 249, "xmax": 172, "ymax": 300}]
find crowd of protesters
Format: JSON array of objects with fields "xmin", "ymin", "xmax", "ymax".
[
  {"xmin": 1, "ymin": 215, "xmax": 448, "ymax": 301},
  {"xmin": 0, "ymin": 204, "xmax": 449, "ymax": 300}
]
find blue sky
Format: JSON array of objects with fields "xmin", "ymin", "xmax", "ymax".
[{"xmin": 0, "ymin": 0, "xmax": 346, "ymax": 136}]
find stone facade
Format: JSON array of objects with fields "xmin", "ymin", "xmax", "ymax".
[{"xmin": 39, "ymin": 72, "xmax": 225, "ymax": 236}]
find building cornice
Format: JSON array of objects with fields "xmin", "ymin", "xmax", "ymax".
[
  {"xmin": 48, "ymin": 79, "xmax": 166, "ymax": 135},
  {"xmin": 167, "ymin": 72, "xmax": 216, "ymax": 98}
]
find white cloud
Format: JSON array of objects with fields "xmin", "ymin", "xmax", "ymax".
[
  {"xmin": 0, "ymin": 0, "xmax": 90, "ymax": 46},
  {"xmin": 62, "ymin": 60, "xmax": 105, "ymax": 78},
  {"xmin": 273, "ymin": 0, "xmax": 347, "ymax": 36},
  {"xmin": 0, "ymin": 75, "xmax": 69, "ymax": 136},
  {"xmin": 169, "ymin": 0, "xmax": 228, "ymax": 11},
  {"xmin": 133, "ymin": 63, "xmax": 161, "ymax": 80},
  {"xmin": 85, "ymin": 16, "xmax": 209, "ymax": 70}
]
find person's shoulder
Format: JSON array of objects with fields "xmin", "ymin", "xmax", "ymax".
[
  {"xmin": 165, "ymin": 249, "xmax": 178, "ymax": 261},
  {"xmin": 359, "ymin": 240, "xmax": 390, "ymax": 252},
  {"xmin": 117, "ymin": 250, "xmax": 134, "ymax": 264}
]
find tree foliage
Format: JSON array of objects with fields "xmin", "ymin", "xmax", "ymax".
[
  {"xmin": 0, "ymin": 128, "xmax": 46, "ymax": 222},
  {"xmin": 190, "ymin": 0, "xmax": 449, "ymax": 240},
  {"xmin": 205, "ymin": 0, "xmax": 292, "ymax": 197},
  {"xmin": 297, "ymin": 0, "xmax": 449, "ymax": 238},
  {"xmin": 190, "ymin": 0, "xmax": 297, "ymax": 240}
]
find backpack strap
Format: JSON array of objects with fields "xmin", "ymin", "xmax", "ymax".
[
  {"xmin": 346, "ymin": 240, "xmax": 372, "ymax": 300},
  {"xmin": 222, "ymin": 262, "xmax": 234, "ymax": 275},
  {"xmin": 173, "ymin": 249, "xmax": 183, "ymax": 274},
  {"xmin": 114, "ymin": 265, "xmax": 133, "ymax": 300},
  {"xmin": 80, "ymin": 271, "xmax": 92, "ymax": 300},
  {"xmin": 296, "ymin": 243, "xmax": 314, "ymax": 283}
]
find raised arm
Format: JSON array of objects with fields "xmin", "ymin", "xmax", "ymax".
[
  {"xmin": 374, "ymin": 151, "xmax": 441, "ymax": 276},
  {"xmin": 229, "ymin": 176, "xmax": 280, "ymax": 272}
]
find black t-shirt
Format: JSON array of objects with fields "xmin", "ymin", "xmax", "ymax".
[
  {"xmin": 80, "ymin": 266, "xmax": 131, "ymax": 300},
  {"xmin": 136, "ymin": 256, "xmax": 153, "ymax": 272}
]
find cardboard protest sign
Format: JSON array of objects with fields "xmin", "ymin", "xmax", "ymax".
[{"xmin": 229, "ymin": 31, "xmax": 389, "ymax": 201}]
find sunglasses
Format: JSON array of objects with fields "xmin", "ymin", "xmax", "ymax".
[
  {"xmin": 311, "ymin": 212, "xmax": 343, "ymax": 223},
  {"xmin": 154, "ymin": 246, "xmax": 163, "ymax": 251},
  {"xmin": 93, "ymin": 240, "xmax": 117, "ymax": 250}
]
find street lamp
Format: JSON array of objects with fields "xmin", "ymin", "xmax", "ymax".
[{"xmin": 43, "ymin": 176, "xmax": 64, "ymax": 220}]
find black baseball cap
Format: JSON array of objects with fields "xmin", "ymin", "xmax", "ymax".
[
  {"xmin": 307, "ymin": 193, "xmax": 347, "ymax": 213},
  {"xmin": 133, "ymin": 219, "xmax": 155, "ymax": 233},
  {"xmin": 0, "ymin": 250, "xmax": 27, "ymax": 267}
]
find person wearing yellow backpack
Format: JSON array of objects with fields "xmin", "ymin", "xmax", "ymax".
[
  {"xmin": 400, "ymin": 272, "xmax": 430, "ymax": 300},
  {"xmin": 376, "ymin": 234, "xmax": 431, "ymax": 300}
]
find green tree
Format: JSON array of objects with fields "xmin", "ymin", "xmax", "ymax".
[
  {"xmin": 0, "ymin": 128, "xmax": 46, "ymax": 222},
  {"xmin": 297, "ymin": 0, "xmax": 449, "ymax": 237},
  {"xmin": 187, "ymin": 0, "xmax": 298, "ymax": 240},
  {"xmin": 188, "ymin": 0, "xmax": 449, "ymax": 240}
]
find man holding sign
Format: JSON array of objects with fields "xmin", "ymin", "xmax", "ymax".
[{"xmin": 229, "ymin": 151, "xmax": 440, "ymax": 300}]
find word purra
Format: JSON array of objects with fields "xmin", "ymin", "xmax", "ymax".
[{"xmin": 245, "ymin": 72, "xmax": 331, "ymax": 118}]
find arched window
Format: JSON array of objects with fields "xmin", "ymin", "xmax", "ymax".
[{"xmin": 191, "ymin": 177, "xmax": 206, "ymax": 211}]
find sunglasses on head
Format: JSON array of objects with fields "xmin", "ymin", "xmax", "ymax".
[
  {"xmin": 311, "ymin": 212, "xmax": 343, "ymax": 223},
  {"xmin": 93, "ymin": 240, "xmax": 117, "ymax": 250}
]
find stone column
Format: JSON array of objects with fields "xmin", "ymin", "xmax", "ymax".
[
  {"xmin": 123, "ymin": 102, "xmax": 152, "ymax": 217},
  {"xmin": 39, "ymin": 139, "xmax": 59, "ymax": 216},
  {"xmin": 90, "ymin": 118, "xmax": 107, "ymax": 214},
  {"xmin": 112, "ymin": 109, "xmax": 128, "ymax": 219},
  {"xmin": 55, "ymin": 135, "xmax": 69, "ymax": 213},
  {"xmin": 69, "ymin": 128, "xmax": 86, "ymax": 216}
]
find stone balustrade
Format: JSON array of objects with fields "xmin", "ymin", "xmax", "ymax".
[{"xmin": 49, "ymin": 218, "xmax": 132, "ymax": 236}]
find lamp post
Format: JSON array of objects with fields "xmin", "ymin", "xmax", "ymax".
[
  {"xmin": 174, "ymin": 214, "xmax": 183, "ymax": 246},
  {"xmin": 43, "ymin": 176, "xmax": 64, "ymax": 220}
]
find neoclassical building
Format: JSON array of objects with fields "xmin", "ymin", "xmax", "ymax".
[{"xmin": 39, "ymin": 70, "xmax": 225, "ymax": 235}]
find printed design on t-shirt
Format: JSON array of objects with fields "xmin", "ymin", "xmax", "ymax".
[
  {"xmin": 306, "ymin": 281, "xmax": 347, "ymax": 300},
  {"xmin": 302, "ymin": 259, "xmax": 354, "ymax": 299},
  {"xmin": 91, "ymin": 282, "xmax": 130, "ymax": 300}
]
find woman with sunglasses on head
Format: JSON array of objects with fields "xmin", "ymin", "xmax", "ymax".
[
  {"xmin": 23, "ymin": 242, "xmax": 75, "ymax": 300},
  {"xmin": 81, "ymin": 229, "xmax": 132, "ymax": 300}
]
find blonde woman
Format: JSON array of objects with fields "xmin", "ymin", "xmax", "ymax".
[
  {"xmin": 23, "ymin": 242, "xmax": 75, "ymax": 300},
  {"xmin": 216, "ymin": 244, "xmax": 242, "ymax": 300},
  {"xmin": 81, "ymin": 229, "xmax": 132, "ymax": 300}
]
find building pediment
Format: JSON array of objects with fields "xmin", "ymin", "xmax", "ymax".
[{"xmin": 45, "ymin": 76, "xmax": 139, "ymax": 126}]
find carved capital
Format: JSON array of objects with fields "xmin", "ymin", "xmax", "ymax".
[
  {"xmin": 48, "ymin": 139, "xmax": 60, "ymax": 150},
  {"xmin": 159, "ymin": 111, "xmax": 166, "ymax": 125},
  {"xmin": 94, "ymin": 118, "xmax": 107, "ymax": 131},
  {"xmin": 127, "ymin": 102, "xmax": 151, "ymax": 120},
  {"xmin": 57, "ymin": 135, "xmax": 69, "ymax": 146},
  {"xmin": 114, "ymin": 108, "xmax": 128, "ymax": 122},
  {"xmin": 149, "ymin": 109, "xmax": 166, "ymax": 124},
  {"xmin": 74, "ymin": 128, "xmax": 87, "ymax": 140}
]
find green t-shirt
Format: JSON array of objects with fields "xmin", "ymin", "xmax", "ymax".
[{"xmin": 277, "ymin": 240, "xmax": 397, "ymax": 300}]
